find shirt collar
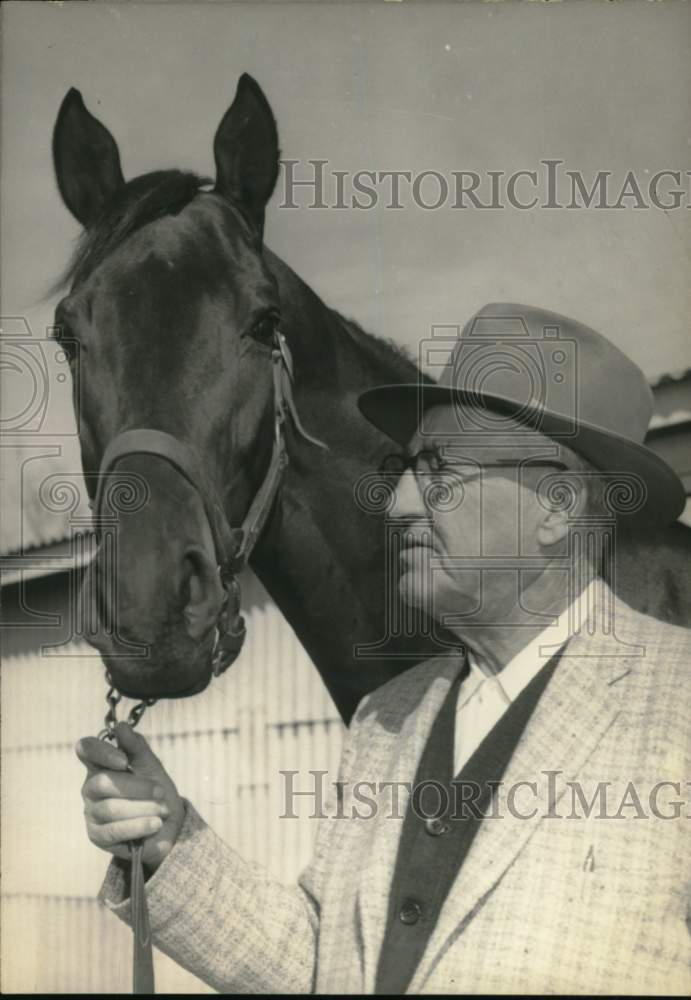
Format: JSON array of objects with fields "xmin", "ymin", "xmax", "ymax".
[{"xmin": 463, "ymin": 578, "xmax": 597, "ymax": 706}]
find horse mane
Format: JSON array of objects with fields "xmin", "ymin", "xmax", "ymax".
[
  {"xmin": 54, "ymin": 170, "xmax": 211, "ymax": 291},
  {"xmin": 338, "ymin": 313, "xmax": 420, "ymax": 382}
]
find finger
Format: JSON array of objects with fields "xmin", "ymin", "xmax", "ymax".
[
  {"xmin": 87, "ymin": 815, "xmax": 163, "ymax": 849},
  {"xmin": 87, "ymin": 797, "xmax": 169, "ymax": 824},
  {"xmin": 102, "ymin": 843, "xmax": 132, "ymax": 862},
  {"xmin": 114, "ymin": 723, "xmax": 161, "ymax": 770},
  {"xmin": 83, "ymin": 769, "xmax": 165, "ymax": 803},
  {"xmin": 75, "ymin": 737, "xmax": 129, "ymax": 772}
]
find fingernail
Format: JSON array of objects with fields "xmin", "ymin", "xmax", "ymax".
[
  {"xmin": 158, "ymin": 805, "xmax": 169, "ymax": 818},
  {"xmin": 113, "ymin": 753, "xmax": 128, "ymax": 768},
  {"xmin": 153, "ymin": 786, "xmax": 165, "ymax": 800},
  {"xmin": 149, "ymin": 817, "xmax": 162, "ymax": 832}
]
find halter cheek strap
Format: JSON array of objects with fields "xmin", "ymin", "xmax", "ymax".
[{"xmin": 91, "ymin": 329, "xmax": 327, "ymax": 679}]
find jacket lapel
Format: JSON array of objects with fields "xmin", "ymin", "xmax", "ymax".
[{"xmin": 409, "ymin": 582, "xmax": 642, "ymax": 992}]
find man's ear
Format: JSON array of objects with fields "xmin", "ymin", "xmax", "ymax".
[
  {"xmin": 213, "ymin": 74, "xmax": 279, "ymax": 239},
  {"xmin": 537, "ymin": 507, "xmax": 571, "ymax": 548},
  {"xmin": 53, "ymin": 89, "xmax": 125, "ymax": 228},
  {"xmin": 537, "ymin": 471, "xmax": 588, "ymax": 548}
]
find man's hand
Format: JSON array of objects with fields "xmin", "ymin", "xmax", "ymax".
[{"xmin": 76, "ymin": 722, "xmax": 185, "ymax": 874}]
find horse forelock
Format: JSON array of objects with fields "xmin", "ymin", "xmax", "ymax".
[{"xmin": 55, "ymin": 170, "xmax": 212, "ymax": 291}]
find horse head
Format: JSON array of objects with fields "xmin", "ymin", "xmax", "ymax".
[
  {"xmin": 52, "ymin": 75, "xmax": 289, "ymax": 699},
  {"xmin": 50, "ymin": 75, "xmax": 691, "ymax": 715}
]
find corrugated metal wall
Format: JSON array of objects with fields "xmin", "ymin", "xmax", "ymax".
[{"xmin": 1, "ymin": 572, "xmax": 344, "ymax": 993}]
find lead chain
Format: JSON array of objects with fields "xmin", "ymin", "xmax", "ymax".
[{"xmin": 98, "ymin": 671, "xmax": 157, "ymax": 743}]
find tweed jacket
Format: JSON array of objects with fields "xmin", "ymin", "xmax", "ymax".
[{"xmin": 100, "ymin": 584, "xmax": 691, "ymax": 994}]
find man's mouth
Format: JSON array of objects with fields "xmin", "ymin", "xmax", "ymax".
[
  {"xmin": 399, "ymin": 540, "xmax": 435, "ymax": 557},
  {"xmin": 399, "ymin": 530, "xmax": 434, "ymax": 546}
]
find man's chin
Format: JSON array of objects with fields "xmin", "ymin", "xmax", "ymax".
[
  {"xmin": 398, "ymin": 571, "xmax": 433, "ymax": 613},
  {"xmin": 398, "ymin": 570, "xmax": 480, "ymax": 624}
]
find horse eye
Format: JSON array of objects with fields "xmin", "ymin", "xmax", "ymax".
[
  {"xmin": 379, "ymin": 453, "xmax": 407, "ymax": 476},
  {"xmin": 52, "ymin": 322, "xmax": 78, "ymax": 365},
  {"xmin": 249, "ymin": 314, "xmax": 278, "ymax": 345}
]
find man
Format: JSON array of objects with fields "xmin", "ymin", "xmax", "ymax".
[{"xmin": 77, "ymin": 304, "xmax": 691, "ymax": 994}]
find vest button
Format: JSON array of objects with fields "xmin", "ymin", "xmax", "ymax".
[
  {"xmin": 399, "ymin": 899, "xmax": 422, "ymax": 925},
  {"xmin": 425, "ymin": 816, "xmax": 450, "ymax": 836}
]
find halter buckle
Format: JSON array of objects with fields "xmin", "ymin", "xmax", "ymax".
[{"xmin": 210, "ymin": 573, "xmax": 247, "ymax": 677}]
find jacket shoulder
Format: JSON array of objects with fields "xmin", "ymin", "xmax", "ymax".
[
  {"xmin": 614, "ymin": 600, "xmax": 691, "ymax": 675},
  {"xmin": 351, "ymin": 651, "xmax": 463, "ymax": 732},
  {"xmin": 605, "ymin": 601, "xmax": 691, "ymax": 759}
]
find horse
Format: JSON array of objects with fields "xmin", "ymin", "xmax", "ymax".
[{"xmin": 51, "ymin": 74, "xmax": 691, "ymax": 724}]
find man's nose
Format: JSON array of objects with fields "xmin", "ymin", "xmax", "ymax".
[{"xmin": 392, "ymin": 469, "xmax": 425, "ymax": 518}]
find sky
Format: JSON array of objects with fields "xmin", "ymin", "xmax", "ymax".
[{"xmin": 2, "ymin": 0, "xmax": 690, "ymax": 463}]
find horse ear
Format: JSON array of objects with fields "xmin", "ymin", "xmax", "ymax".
[
  {"xmin": 213, "ymin": 74, "xmax": 279, "ymax": 238},
  {"xmin": 52, "ymin": 89, "xmax": 125, "ymax": 227}
]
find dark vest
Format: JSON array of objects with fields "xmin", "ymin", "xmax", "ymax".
[{"xmin": 374, "ymin": 649, "xmax": 564, "ymax": 995}]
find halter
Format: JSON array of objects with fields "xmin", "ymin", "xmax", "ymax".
[{"xmin": 91, "ymin": 328, "xmax": 327, "ymax": 685}]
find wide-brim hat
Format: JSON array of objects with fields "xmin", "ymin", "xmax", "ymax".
[{"xmin": 358, "ymin": 303, "xmax": 685, "ymax": 525}]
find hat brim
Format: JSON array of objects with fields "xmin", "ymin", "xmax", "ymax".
[{"xmin": 358, "ymin": 382, "xmax": 686, "ymax": 526}]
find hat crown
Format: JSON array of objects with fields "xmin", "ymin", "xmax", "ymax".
[{"xmin": 438, "ymin": 303, "xmax": 653, "ymax": 443}]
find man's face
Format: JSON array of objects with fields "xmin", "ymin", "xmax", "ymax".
[{"xmin": 391, "ymin": 405, "xmax": 564, "ymax": 623}]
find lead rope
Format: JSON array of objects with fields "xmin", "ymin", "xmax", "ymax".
[{"xmin": 98, "ymin": 675, "xmax": 157, "ymax": 994}]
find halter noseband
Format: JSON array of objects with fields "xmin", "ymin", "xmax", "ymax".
[{"xmin": 91, "ymin": 328, "xmax": 327, "ymax": 684}]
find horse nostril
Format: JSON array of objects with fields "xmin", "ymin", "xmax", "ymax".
[
  {"xmin": 183, "ymin": 545, "xmax": 219, "ymax": 586},
  {"xmin": 181, "ymin": 545, "xmax": 225, "ymax": 641}
]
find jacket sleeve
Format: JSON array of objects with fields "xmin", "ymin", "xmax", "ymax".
[{"xmin": 98, "ymin": 702, "xmax": 366, "ymax": 994}]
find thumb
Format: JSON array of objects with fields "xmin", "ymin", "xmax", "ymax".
[{"xmin": 114, "ymin": 722, "xmax": 162, "ymax": 776}]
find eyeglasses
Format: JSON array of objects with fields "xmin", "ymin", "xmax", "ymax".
[{"xmin": 379, "ymin": 449, "xmax": 567, "ymax": 488}]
